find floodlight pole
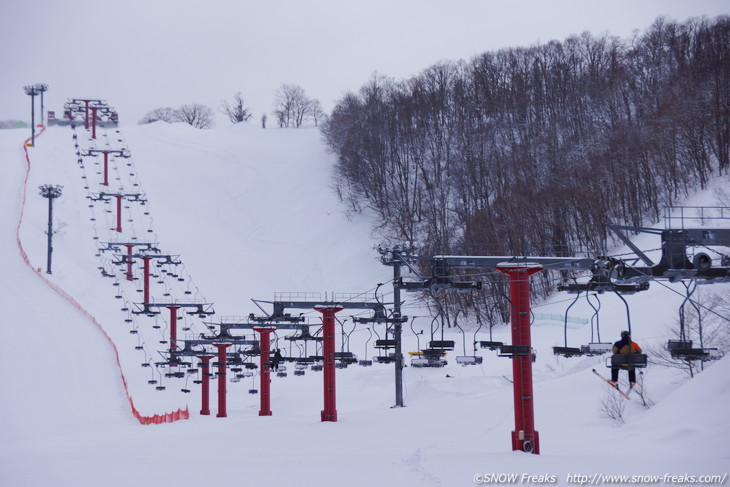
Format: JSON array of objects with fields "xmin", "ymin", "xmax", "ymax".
[
  {"xmin": 39, "ymin": 184, "xmax": 63, "ymax": 274},
  {"xmin": 23, "ymin": 85, "xmax": 40, "ymax": 146},
  {"xmin": 35, "ymin": 84, "xmax": 49, "ymax": 126}
]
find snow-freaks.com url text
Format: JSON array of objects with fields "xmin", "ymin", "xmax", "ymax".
[{"xmin": 473, "ymin": 473, "xmax": 728, "ymax": 485}]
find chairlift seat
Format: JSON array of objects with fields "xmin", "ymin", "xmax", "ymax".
[
  {"xmin": 668, "ymin": 343, "xmax": 714, "ymax": 361},
  {"xmin": 667, "ymin": 339, "xmax": 693, "ymax": 351},
  {"xmin": 422, "ymin": 348, "xmax": 447, "ymax": 359},
  {"xmin": 311, "ymin": 364, "xmax": 324, "ymax": 371},
  {"xmin": 498, "ymin": 345, "xmax": 532, "ymax": 358},
  {"xmin": 410, "ymin": 357, "xmax": 431, "ymax": 368},
  {"xmin": 276, "ymin": 371, "xmax": 287, "ymax": 377},
  {"xmin": 552, "ymin": 346, "xmax": 584, "ymax": 357},
  {"xmin": 411, "ymin": 357, "xmax": 447, "ymax": 368},
  {"xmin": 248, "ymin": 389, "xmax": 258, "ymax": 395},
  {"xmin": 375, "ymin": 339, "xmax": 397, "ymax": 349},
  {"xmin": 358, "ymin": 360, "xmax": 373, "ymax": 367},
  {"xmin": 581, "ymin": 343, "xmax": 613, "ymax": 355},
  {"xmin": 334, "ymin": 352, "xmax": 356, "ymax": 359},
  {"xmin": 429, "ymin": 340, "xmax": 455, "ymax": 350},
  {"xmin": 479, "ymin": 340, "xmax": 504, "ymax": 350},
  {"xmin": 294, "ymin": 370, "xmax": 305, "ymax": 376},
  {"xmin": 609, "ymin": 354, "xmax": 648, "ymax": 368},
  {"xmin": 375, "ymin": 356, "xmax": 395, "ymax": 364},
  {"xmin": 456, "ymin": 356, "xmax": 483, "ymax": 365}
]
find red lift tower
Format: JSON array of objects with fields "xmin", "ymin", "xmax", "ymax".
[
  {"xmin": 83, "ymin": 148, "xmax": 130, "ymax": 186},
  {"xmin": 392, "ymin": 253, "xmax": 595, "ymax": 454},
  {"xmin": 90, "ymin": 191, "xmax": 147, "ymax": 233}
]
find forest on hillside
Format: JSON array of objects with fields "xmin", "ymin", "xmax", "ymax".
[{"xmin": 322, "ymin": 16, "xmax": 729, "ymax": 323}]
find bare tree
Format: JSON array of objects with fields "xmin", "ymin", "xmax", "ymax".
[
  {"xmin": 598, "ymin": 390, "xmax": 626, "ymax": 424},
  {"xmin": 272, "ymin": 83, "xmax": 321, "ymax": 128},
  {"xmin": 139, "ymin": 107, "xmax": 177, "ymax": 125},
  {"xmin": 309, "ymin": 99, "xmax": 326, "ymax": 126},
  {"xmin": 174, "ymin": 103, "xmax": 215, "ymax": 129},
  {"xmin": 220, "ymin": 92, "xmax": 252, "ymax": 124}
]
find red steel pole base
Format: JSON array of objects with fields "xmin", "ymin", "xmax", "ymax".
[
  {"xmin": 124, "ymin": 244, "xmax": 134, "ymax": 281},
  {"xmin": 102, "ymin": 151, "xmax": 110, "ymax": 186},
  {"xmin": 316, "ymin": 305, "xmax": 343, "ymax": 422},
  {"xmin": 198, "ymin": 355, "xmax": 214, "ymax": 415},
  {"xmin": 91, "ymin": 107, "xmax": 98, "ymax": 139},
  {"xmin": 254, "ymin": 327, "xmax": 275, "ymax": 416},
  {"xmin": 142, "ymin": 256, "xmax": 152, "ymax": 303},
  {"xmin": 115, "ymin": 195, "xmax": 123, "ymax": 233},
  {"xmin": 167, "ymin": 306, "xmax": 181, "ymax": 353},
  {"xmin": 214, "ymin": 344, "xmax": 231, "ymax": 418},
  {"xmin": 498, "ymin": 264, "xmax": 543, "ymax": 455}
]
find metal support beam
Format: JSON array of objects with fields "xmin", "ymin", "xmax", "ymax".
[
  {"xmin": 214, "ymin": 344, "xmax": 231, "ymax": 418},
  {"xmin": 198, "ymin": 355, "xmax": 214, "ymax": 415},
  {"xmin": 316, "ymin": 305, "xmax": 342, "ymax": 422},
  {"xmin": 254, "ymin": 327, "xmax": 275, "ymax": 416},
  {"xmin": 498, "ymin": 264, "xmax": 542, "ymax": 455}
]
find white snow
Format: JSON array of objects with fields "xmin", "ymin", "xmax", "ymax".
[{"xmin": 1, "ymin": 120, "xmax": 728, "ymax": 486}]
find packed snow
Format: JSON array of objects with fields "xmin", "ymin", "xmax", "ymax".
[{"xmin": 1, "ymin": 119, "xmax": 728, "ymax": 486}]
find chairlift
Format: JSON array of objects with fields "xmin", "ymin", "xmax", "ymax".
[
  {"xmin": 498, "ymin": 345, "xmax": 532, "ymax": 358},
  {"xmin": 477, "ymin": 300, "xmax": 504, "ymax": 351},
  {"xmin": 581, "ymin": 293, "xmax": 612, "ymax": 355},
  {"xmin": 359, "ymin": 327, "xmax": 374, "ymax": 366},
  {"xmin": 552, "ymin": 284, "xmax": 586, "ymax": 358},
  {"xmin": 453, "ymin": 310, "xmax": 483, "ymax": 366},
  {"xmin": 666, "ymin": 281, "xmax": 721, "ymax": 362}
]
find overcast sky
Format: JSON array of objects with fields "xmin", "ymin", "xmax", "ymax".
[{"xmin": 1, "ymin": 0, "xmax": 727, "ymax": 127}]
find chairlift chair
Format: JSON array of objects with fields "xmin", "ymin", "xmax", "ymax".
[
  {"xmin": 456, "ymin": 355, "xmax": 483, "ymax": 365},
  {"xmin": 607, "ymin": 353, "xmax": 648, "ymax": 368},
  {"xmin": 498, "ymin": 345, "xmax": 532, "ymax": 358},
  {"xmin": 666, "ymin": 339, "xmax": 719, "ymax": 361},
  {"xmin": 581, "ymin": 343, "xmax": 613, "ymax": 355}
]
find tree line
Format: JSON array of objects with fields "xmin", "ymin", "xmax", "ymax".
[
  {"xmin": 321, "ymin": 16, "xmax": 729, "ymax": 323},
  {"xmin": 139, "ymin": 85, "xmax": 323, "ymax": 129}
]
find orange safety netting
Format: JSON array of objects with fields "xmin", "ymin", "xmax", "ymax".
[{"xmin": 16, "ymin": 126, "xmax": 188, "ymax": 425}]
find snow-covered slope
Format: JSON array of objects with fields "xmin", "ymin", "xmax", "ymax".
[{"xmin": 1, "ymin": 121, "xmax": 728, "ymax": 487}]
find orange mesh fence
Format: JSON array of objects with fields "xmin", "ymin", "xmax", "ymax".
[{"xmin": 17, "ymin": 126, "xmax": 188, "ymax": 425}]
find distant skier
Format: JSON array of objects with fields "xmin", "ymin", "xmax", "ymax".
[
  {"xmin": 271, "ymin": 349, "xmax": 283, "ymax": 371},
  {"xmin": 610, "ymin": 331, "xmax": 642, "ymax": 388}
]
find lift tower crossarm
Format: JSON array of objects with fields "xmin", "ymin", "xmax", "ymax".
[
  {"xmin": 432, "ymin": 255, "xmax": 594, "ymax": 271},
  {"xmin": 607, "ymin": 223, "xmax": 657, "ymax": 266}
]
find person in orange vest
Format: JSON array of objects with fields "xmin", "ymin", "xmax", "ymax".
[{"xmin": 610, "ymin": 330, "xmax": 642, "ymax": 387}]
